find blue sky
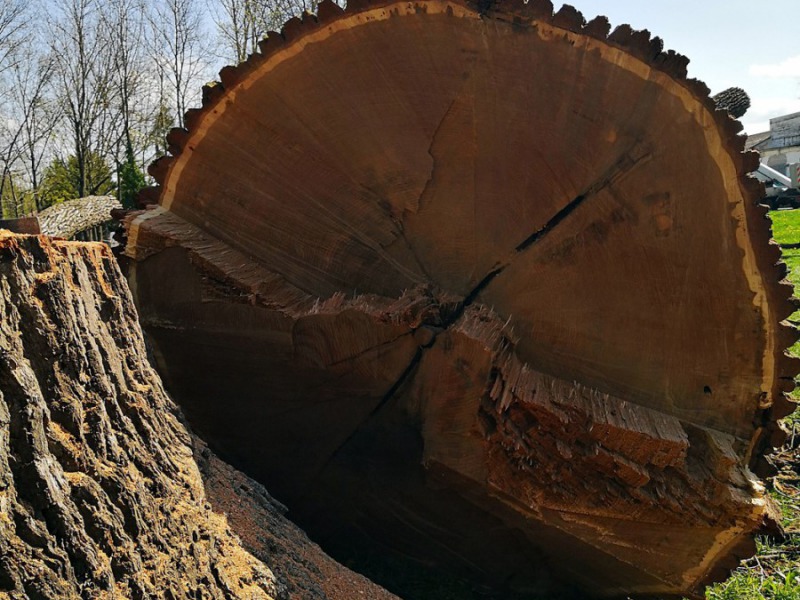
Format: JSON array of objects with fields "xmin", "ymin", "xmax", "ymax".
[{"xmin": 563, "ymin": 1, "xmax": 800, "ymax": 134}]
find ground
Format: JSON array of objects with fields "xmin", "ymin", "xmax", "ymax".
[{"xmin": 702, "ymin": 208, "xmax": 800, "ymax": 599}]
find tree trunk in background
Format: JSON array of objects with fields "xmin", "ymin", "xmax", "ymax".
[{"xmin": 713, "ymin": 87, "xmax": 752, "ymax": 120}]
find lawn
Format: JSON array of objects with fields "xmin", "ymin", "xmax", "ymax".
[{"xmin": 703, "ymin": 208, "xmax": 800, "ymax": 599}]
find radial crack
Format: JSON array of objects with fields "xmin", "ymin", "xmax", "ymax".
[
  {"xmin": 323, "ymin": 147, "xmax": 652, "ymax": 470},
  {"xmin": 462, "ymin": 144, "xmax": 652, "ymax": 310},
  {"xmin": 318, "ymin": 347, "xmax": 424, "ymax": 472}
]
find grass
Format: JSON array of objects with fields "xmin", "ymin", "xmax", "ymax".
[
  {"xmin": 772, "ymin": 210, "xmax": 800, "ymax": 329},
  {"xmin": 764, "ymin": 209, "xmax": 800, "ymax": 399},
  {"xmin": 702, "ymin": 208, "xmax": 800, "ymax": 600},
  {"xmin": 708, "ymin": 569, "xmax": 800, "ymax": 600}
]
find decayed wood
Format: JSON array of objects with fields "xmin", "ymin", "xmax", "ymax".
[{"xmin": 123, "ymin": 1, "xmax": 798, "ymax": 597}]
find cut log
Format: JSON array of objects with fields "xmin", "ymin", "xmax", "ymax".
[
  {"xmin": 123, "ymin": 1, "xmax": 798, "ymax": 597},
  {"xmin": 37, "ymin": 195, "xmax": 122, "ymax": 240}
]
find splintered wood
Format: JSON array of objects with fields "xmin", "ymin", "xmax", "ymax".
[{"xmin": 123, "ymin": 0, "xmax": 797, "ymax": 597}]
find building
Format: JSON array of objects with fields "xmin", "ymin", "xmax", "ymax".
[{"xmin": 746, "ymin": 112, "xmax": 800, "ymax": 175}]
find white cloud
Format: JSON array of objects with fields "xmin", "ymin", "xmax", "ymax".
[
  {"xmin": 739, "ymin": 95, "xmax": 800, "ymax": 134},
  {"xmin": 749, "ymin": 55, "xmax": 800, "ymax": 78}
]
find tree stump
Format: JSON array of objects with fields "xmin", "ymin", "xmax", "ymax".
[
  {"xmin": 123, "ymin": 0, "xmax": 798, "ymax": 597},
  {"xmin": 0, "ymin": 233, "xmax": 278, "ymax": 598}
]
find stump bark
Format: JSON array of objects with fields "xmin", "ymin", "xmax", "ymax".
[
  {"xmin": 0, "ymin": 231, "xmax": 400, "ymax": 600},
  {"xmin": 124, "ymin": 0, "xmax": 798, "ymax": 597},
  {"xmin": 0, "ymin": 233, "xmax": 278, "ymax": 599}
]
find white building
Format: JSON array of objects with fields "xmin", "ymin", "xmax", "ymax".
[{"xmin": 746, "ymin": 112, "xmax": 800, "ymax": 175}]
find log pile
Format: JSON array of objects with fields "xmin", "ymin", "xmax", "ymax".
[{"xmin": 122, "ymin": 0, "xmax": 798, "ymax": 597}]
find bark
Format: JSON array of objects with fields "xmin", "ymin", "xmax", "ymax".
[
  {"xmin": 124, "ymin": 1, "xmax": 798, "ymax": 597},
  {"xmin": 713, "ymin": 87, "xmax": 751, "ymax": 119},
  {"xmin": 0, "ymin": 232, "xmax": 277, "ymax": 598},
  {"xmin": 0, "ymin": 231, "xmax": 396, "ymax": 600}
]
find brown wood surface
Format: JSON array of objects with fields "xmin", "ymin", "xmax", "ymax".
[{"xmin": 124, "ymin": 1, "xmax": 797, "ymax": 597}]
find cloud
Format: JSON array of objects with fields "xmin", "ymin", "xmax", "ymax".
[
  {"xmin": 749, "ymin": 55, "xmax": 800, "ymax": 78},
  {"xmin": 739, "ymin": 96, "xmax": 800, "ymax": 134},
  {"xmin": 750, "ymin": 97, "xmax": 800, "ymax": 116}
]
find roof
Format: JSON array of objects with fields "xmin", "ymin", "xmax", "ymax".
[
  {"xmin": 38, "ymin": 196, "xmax": 121, "ymax": 239},
  {"xmin": 745, "ymin": 131, "xmax": 772, "ymax": 151}
]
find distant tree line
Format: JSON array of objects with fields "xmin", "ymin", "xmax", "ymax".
[{"xmin": 0, "ymin": 0, "xmax": 328, "ymax": 218}]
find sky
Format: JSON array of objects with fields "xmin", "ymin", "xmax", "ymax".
[{"xmin": 562, "ymin": 0, "xmax": 800, "ymax": 135}]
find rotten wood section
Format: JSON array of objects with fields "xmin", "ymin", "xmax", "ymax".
[{"xmin": 124, "ymin": 1, "xmax": 798, "ymax": 597}]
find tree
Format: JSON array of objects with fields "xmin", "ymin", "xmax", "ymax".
[
  {"xmin": 0, "ymin": 0, "xmax": 39, "ymax": 211},
  {"xmin": 117, "ymin": 140, "xmax": 146, "ymax": 209},
  {"xmin": 39, "ymin": 153, "xmax": 114, "ymax": 206},
  {"xmin": 210, "ymin": 0, "xmax": 339, "ymax": 64},
  {"xmin": 2, "ymin": 52, "xmax": 58, "ymax": 212},
  {"xmin": 270, "ymin": 0, "xmax": 324, "ymax": 28},
  {"xmin": 148, "ymin": 97, "xmax": 175, "ymax": 159},
  {"xmin": 211, "ymin": 0, "xmax": 269, "ymax": 63},
  {"xmin": 0, "ymin": 172, "xmax": 33, "ymax": 218},
  {"xmin": 148, "ymin": 0, "xmax": 211, "ymax": 128},
  {"xmin": 48, "ymin": 0, "xmax": 119, "ymax": 199},
  {"xmin": 0, "ymin": 0, "xmax": 29, "ymax": 77},
  {"xmin": 104, "ymin": 0, "xmax": 161, "ymax": 170}
]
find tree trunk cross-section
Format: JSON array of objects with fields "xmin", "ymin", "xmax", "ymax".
[{"xmin": 124, "ymin": 1, "xmax": 799, "ymax": 597}]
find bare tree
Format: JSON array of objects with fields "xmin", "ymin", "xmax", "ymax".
[
  {"xmin": 149, "ymin": 0, "xmax": 212, "ymax": 128},
  {"xmin": 48, "ymin": 0, "xmax": 120, "ymax": 198},
  {"xmin": 0, "ymin": 0, "xmax": 46, "ymax": 216},
  {"xmin": 210, "ymin": 0, "xmax": 269, "ymax": 63},
  {"xmin": 104, "ymin": 0, "xmax": 149, "ymax": 152},
  {"xmin": 102, "ymin": 0, "xmax": 156, "ymax": 205},
  {"xmin": 270, "ymin": 0, "xmax": 323, "ymax": 27},
  {"xmin": 0, "ymin": 0, "xmax": 29, "ymax": 77},
  {"xmin": 210, "ymin": 0, "xmax": 339, "ymax": 64},
  {"xmin": 0, "ymin": 52, "xmax": 57, "ymax": 214}
]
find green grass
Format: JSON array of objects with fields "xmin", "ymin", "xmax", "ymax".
[
  {"xmin": 769, "ymin": 209, "xmax": 800, "ymax": 389},
  {"xmin": 767, "ymin": 210, "xmax": 800, "ymax": 246},
  {"xmin": 771, "ymin": 210, "xmax": 800, "ymax": 334},
  {"xmin": 702, "ymin": 208, "xmax": 800, "ymax": 600},
  {"xmin": 708, "ymin": 568, "xmax": 800, "ymax": 600}
]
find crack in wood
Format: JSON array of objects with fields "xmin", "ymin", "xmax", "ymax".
[
  {"xmin": 321, "ymin": 146, "xmax": 653, "ymax": 473},
  {"xmin": 318, "ymin": 347, "xmax": 424, "ymax": 473}
]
